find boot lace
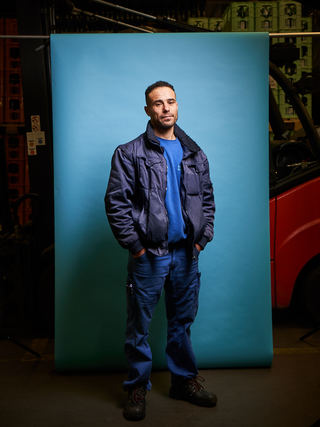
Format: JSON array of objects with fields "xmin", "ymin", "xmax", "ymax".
[
  {"xmin": 187, "ymin": 375, "xmax": 205, "ymax": 393},
  {"xmin": 131, "ymin": 386, "xmax": 146, "ymax": 403}
]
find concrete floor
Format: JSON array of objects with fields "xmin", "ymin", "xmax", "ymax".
[{"xmin": 0, "ymin": 310, "xmax": 319, "ymax": 427}]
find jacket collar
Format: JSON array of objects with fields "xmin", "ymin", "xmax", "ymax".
[{"xmin": 145, "ymin": 121, "xmax": 200, "ymax": 153}]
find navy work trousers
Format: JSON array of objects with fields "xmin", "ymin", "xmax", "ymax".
[{"xmin": 124, "ymin": 245, "xmax": 201, "ymax": 391}]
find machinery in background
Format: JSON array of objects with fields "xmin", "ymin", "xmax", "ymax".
[{"xmin": 269, "ymin": 51, "xmax": 320, "ymax": 325}]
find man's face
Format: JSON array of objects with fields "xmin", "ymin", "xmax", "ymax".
[{"xmin": 145, "ymin": 86, "xmax": 178, "ymax": 130}]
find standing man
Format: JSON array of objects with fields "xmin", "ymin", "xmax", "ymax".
[{"xmin": 105, "ymin": 81, "xmax": 216, "ymax": 421}]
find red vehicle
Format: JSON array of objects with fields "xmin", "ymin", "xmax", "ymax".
[{"xmin": 269, "ymin": 61, "xmax": 320, "ymax": 324}]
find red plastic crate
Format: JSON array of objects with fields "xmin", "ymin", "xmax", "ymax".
[
  {"xmin": 5, "ymin": 18, "xmax": 18, "ymax": 35},
  {"xmin": 7, "ymin": 160, "xmax": 26, "ymax": 186},
  {"xmin": 7, "ymin": 173, "xmax": 24, "ymax": 186},
  {"xmin": 0, "ymin": 19, "xmax": 4, "ymax": 102},
  {"xmin": 4, "ymin": 69, "xmax": 23, "ymax": 97},
  {"xmin": 5, "ymin": 134, "xmax": 26, "ymax": 160},
  {"xmin": 11, "ymin": 196, "xmax": 33, "ymax": 226},
  {"xmin": 24, "ymin": 208, "xmax": 33, "ymax": 220},
  {"xmin": 23, "ymin": 198, "xmax": 32, "ymax": 211},
  {"xmin": 0, "ymin": 96, "xmax": 4, "ymax": 123},
  {"xmin": 17, "ymin": 207, "xmax": 32, "ymax": 226},
  {"xmin": 6, "ymin": 159, "xmax": 25, "ymax": 173},
  {"xmin": 4, "ymin": 41, "xmax": 21, "ymax": 70},
  {"xmin": 7, "ymin": 184, "xmax": 25, "ymax": 201},
  {"xmin": 6, "ymin": 144, "xmax": 26, "ymax": 161},
  {"xmin": 0, "ymin": 18, "xmax": 4, "ymax": 73},
  {"xmin": 0, "ymin": 73, "xmax": 4, "ymax": 99},
  {"xmin": 25, "ymin": 160, "xmax": 30, "ymax": 189},
  {"xmin": 4, "ymin": 96, "xmax": 24, "ymax": 123}
]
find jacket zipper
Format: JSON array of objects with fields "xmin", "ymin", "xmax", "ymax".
[
  {"xmin": 180, "ymin": 160, "xmax": 189, "ymax": 226},
  {"xmin": 162, "ymin": 152, "xmax": 169, "ymax": 242}
]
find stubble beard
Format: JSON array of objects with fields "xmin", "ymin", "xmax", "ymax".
[{"xmin": 155, "ymin": 113, "xmax": 178, "ymax": 131}]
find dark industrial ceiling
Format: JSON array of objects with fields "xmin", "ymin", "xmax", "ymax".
[{"xmin": 2, "ymin": 1, "xmax": 319, "ymax": 34}]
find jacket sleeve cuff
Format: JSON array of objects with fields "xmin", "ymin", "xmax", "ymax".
[
  {"xmin": 128, "ymin": 240, "xmax": 144, "ymax": 255},
  {"xmin": 197, "ymin": 236, "xmax": 209, "ymax": 249}
]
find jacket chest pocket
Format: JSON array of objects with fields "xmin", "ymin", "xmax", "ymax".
[
  {"xmin": 137, "ymin": 157, "xmax": 164, "ymax": 190},
  {"xmin": 184, "ymin": 164, "xmax": 202, "ymax": 195}
]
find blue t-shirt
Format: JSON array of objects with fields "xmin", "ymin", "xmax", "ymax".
[{"xmin": 157, "ymin": 137, "xmax": 187, "ymax": 243}]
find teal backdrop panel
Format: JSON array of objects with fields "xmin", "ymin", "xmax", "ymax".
[{"xmin": 51, "ymin": 32, "xmax": 272, "ymax": 372}]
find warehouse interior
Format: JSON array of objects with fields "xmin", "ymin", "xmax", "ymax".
[{"xmin": 1, "ymin": 1, "xmax": 320, "ymax": 426}]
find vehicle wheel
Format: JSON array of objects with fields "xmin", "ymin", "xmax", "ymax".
[{"xmin": 301, "ymin": 263, "xmax": 320, "ymax": 325}]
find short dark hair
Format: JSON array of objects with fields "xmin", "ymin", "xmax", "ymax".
[{"xmin": 145, "ymin": 81, "xmax": 175, "ymax": 104}]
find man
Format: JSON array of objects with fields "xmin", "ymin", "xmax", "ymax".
[{"xmin": 105, "ymin": 81, "xmax": 216, "ymax": 421}]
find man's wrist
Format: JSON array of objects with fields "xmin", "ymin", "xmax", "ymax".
[
  {"xmin": 195, "ymin": 243, "xmax": 202, "ymax": 252},
  {"xmin": 132, "ymin": 248, "xmax": 146, "ymax": 258}
]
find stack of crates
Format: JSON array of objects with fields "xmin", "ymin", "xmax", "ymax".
[
  {"xmin": 3, "ymin": 19, "xmax": 24, "ymax": 123},
  {"xmin": 299, "ymin": 17, "xmax": 312, "ymax": 116},
  {"xmin": 223, "ymin": 2, "xmax": 255, "ymax": 32},
  {"xmin": 255, "ymin": 2, "xmax": 280, "ymax": 104},
  {"xmin": 0, "ymin": 18, "xmax": 31, "ymax": 226},
  {"xmin": 223, "ymin": 0, "xmax": 277, "ymax": 32},
  {"xmin": 189, "ymin": 1, "xmax": 313, "ymax": 121},
  {"xmin": 187, "ymin": 17, "xmax": 209, "ymax": 29},
  {"xmin": 4, "ymin": 134, "xmax": 31, "ymax": 224},
  {"xmin": 208, "ymin": 18, "xmax": 225, "ymax": 32},
  {"xmin": 278, "ymin": 0, "xmax": 301, "ymax": 31},
  {"xmin": 255, "ymin": 1, "xmax": 278, "ymax": 32},
  {"xmin": 277, "ymin": 33, "xmax": 302, "ymax": 120},
  {"xmin": 300, "ymin": 17, "xmax": 312, "ymax": 72},
  {"xmin": 0, "ymin": 18, "xmax": 4, "ymax": 123},
  {"xmin": 187, "ymin": 17, "xmax": 225, "ymax": 31},
  {"xmin": 278, "ymin": 1, "xmax": 303, "ymax": 119}
]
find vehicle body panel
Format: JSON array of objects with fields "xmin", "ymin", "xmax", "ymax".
[
  {"xmin": 269, "ymin": 197, "xmax": 276, "ymax": 306},
  {"xmin": 272, "ymin": 177, "xmax": 320, "ymax": 307}
]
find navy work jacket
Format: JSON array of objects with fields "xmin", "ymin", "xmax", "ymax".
[{"xmin": 105, "ymin": 121, "xmax": 215, "ymax": 257}]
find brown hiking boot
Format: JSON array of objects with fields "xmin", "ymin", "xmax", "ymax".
[
  {"xmin": 123, "ymin": 386, "xmax": 146, "ymax": 421},
  {"xmin": 169, "ymin": 376, "xmax": 217, "ymax": 407}
]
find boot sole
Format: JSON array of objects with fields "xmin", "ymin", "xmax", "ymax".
[
  {"xmin": 169, "ymin": 390, "xmax": 217, "ymax": 407},
  {"xmin": 123, "ymin": 411, "xmax": 146, "ymax": 421}
]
